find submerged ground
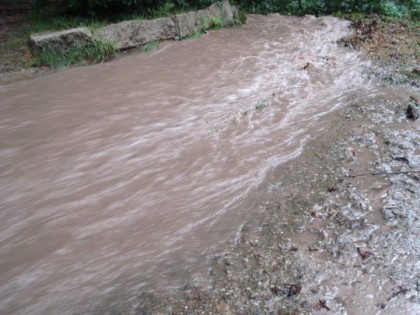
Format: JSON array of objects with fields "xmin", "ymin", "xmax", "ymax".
[
  {"xmin": 0, "ymin": 11, "xmax": 419, "ymax": 315},
  {"xmin": 103, "ymin": 14, "xmax": 419, "ymax": 315}
]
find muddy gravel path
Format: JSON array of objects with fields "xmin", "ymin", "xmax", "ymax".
[
  {"xmin": 101, "ymin": 15, "xmax": 420, "ymax": 315},
  {"xmin": 101, "ymin": 84, "xmax": 419, "ymax": 315}
]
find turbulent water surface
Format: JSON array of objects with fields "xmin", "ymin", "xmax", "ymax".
[{"xmin": 0, "ymin": 14, "xmax": 372, "ymax": 314}]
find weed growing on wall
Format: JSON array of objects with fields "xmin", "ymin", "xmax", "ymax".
[
  {"xmin": 141, "ymin": 41, "xmax": 160, "ymax": 52},
  {"xmin": 33, "ymin": 40, "xmax": 116, "ymax": 68}
]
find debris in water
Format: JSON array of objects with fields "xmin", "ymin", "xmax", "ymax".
[
  {"xmin": 314, "ymin": 299, "xmax": 331, "ymax": 311},
  {"xmin": 328, "ymin": 208, "xmax": 338, "ymax": 219},
  {"xmin": 327, "ymin": 186, "xmax": 337, "ymax": 193},
  {"xmin": 357, "ymin": 247, "xmax": 373, "ymax": 260},
  {"xmin": 312, "ymin": 211, "xmax": 323, "ymax": 218},
  {"xmin": 290, "ymin": 245, "xmax": 299, "ymax": 252},
  {"xmin": 392, "ymin": 156, "xmax": 409, "ymax": 164},
  {"xmin": 271, "ymin": 285, "xmax": 281, "ymax": 296},
  {"xmin": 376, "ymin": 302, "xmax": 387, "ymax": 309},
  {"xmin": 287, "ymin": 284, "xmax": 302, "ymax": 297},
  {"xmin": 270, "ymin": 284, "xmax": 302, "ymax": 297},
  {"xmin": 388, "ymin": 286, "xmax": 409, "ymax": 301}
]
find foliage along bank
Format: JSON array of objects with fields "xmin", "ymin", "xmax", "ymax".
[
  {"xmin": 33, "ymin": 0, "xmax": 419, "ymax": 19},
  {"xmin": 235, "ymin": 0, "xmax": 419, "ymax": 18}
]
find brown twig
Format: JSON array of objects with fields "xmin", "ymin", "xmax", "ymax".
[{"xmin": 346, "ymin": 170, "xmax": 419, "ymax": 178}]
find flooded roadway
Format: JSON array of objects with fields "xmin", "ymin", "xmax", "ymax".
[{"xmin": 0, "ymin": 14, "xmax": 371, "ymax": 314}]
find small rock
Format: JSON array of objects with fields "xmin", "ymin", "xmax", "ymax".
[
  {"xmin": 312, "ymin": 211, "xmax": 323, "ymax": 218},
  {"xmin": 287, "ymin": 284, "xmax": 301, "ymax": 297},
  {"xmin": 346, "ymin": 146, "xmax": 356, "ymax": 157},
  {"xmin": 29, "ymin": 28, "xmax": 94, "ymax": 55},
  {"xmin": 388, "ymin": 286, "xmax": 409, "ymax": 301},
  {"xmin": 406, "ymin": 103, "xmax": 419, "ymax": 120},
  {"xmin": 357, "ymin": 247, "xmax": 373, "ymax": 260},
  {"xmin": 290, "ymin": 245, "xmax": 299, "ymax": 251},
  {"xmin": 410, "ymin": 96, "xmax": 419, "ymax": 103},
  {"xmin": 320, "ymin": 229, "xmax": 328, "ymax": 238},
  {"xmin": 217, "ymin": 302, "xmax": 230, "ymax": 312},
  {"xmin": 392, "ymin": 156, "xmax": 409, "ymax": 164},
  {"xmin": 406, "ymin": 96, "xmax": 419, "ymax": 120},
  {"xmin": 327, "ymin": 186, "xmax": 337, "ymax": 193},
  {"xmin": 301, "ymin": 301, "xmax": 312, "ymax": 308}
]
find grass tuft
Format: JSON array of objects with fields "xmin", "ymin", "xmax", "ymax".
[
  {"xmin": 33, "ymin": 40, "xmax": 116, "ymax": 69},
  {"xmin": 22, "ymin": 12, "xmax": 106, "ymax": 36},
  {"xmin": 210, "ymin": 16, "xmax": 223, "ymax": 29},
  {"xmin": 141, "ymin": 41, "xmax": 160, "ymax": 52},
  {"xmin": 255, "ymin": 101, "xmax": 267, "ymax": 110}
]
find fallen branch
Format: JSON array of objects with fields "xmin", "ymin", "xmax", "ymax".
[{"xmin": 346, "ymin": 170, "xmax": 419, "ymax": 178}]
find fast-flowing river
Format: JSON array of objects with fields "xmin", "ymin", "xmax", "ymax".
[{"xmin": 0, "ymin": 14, "xmax": 371, "ymax": 314}]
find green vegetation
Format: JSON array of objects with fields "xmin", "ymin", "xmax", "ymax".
[
  {"xmin": 32, "ymin": 0, "xmax": 214, "ymax": 19},
  {"xmin": 33, "ymin": 40, "xmax": 116, "ymax": 68},
  {"xmin": 200, "ymin": 16, "xmax": 211, "ymax": 29},
  {"xmin": 31, "ymin": 1, "xmax": 418, "ymax": 28},
  {"xmin": 21, "ymin": 13, "xmax": 106, "ymax": 36},
  {"xmin": 255, "ymin": 101, "xmax": 267, "ymax": 110},
  {"xmin": 191, "ymin": 31, "xmax": 203, "ymax": 38},
  {"xmin": 234, "ymin": 0, "xmax": 419, "ymax": 19},
  {"xmin": 210, "ymin": 16, "xmax": 223, "ymax": 28},
  {"xmin": 2, "ymin": 0, "xmax": 417, "ymax": 73},
  {"xmin": 141, "ymin": 41, "xmax": 160, "ymax": 52}
]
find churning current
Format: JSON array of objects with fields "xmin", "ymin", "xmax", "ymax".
[{"xmin": 0, "ymin": 14, "xmax": 371, "ymax": 314}]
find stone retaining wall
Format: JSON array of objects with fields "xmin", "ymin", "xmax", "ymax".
[{"xmin": 29, "ymin": 1, "xmax": 237, "ymax": 54}]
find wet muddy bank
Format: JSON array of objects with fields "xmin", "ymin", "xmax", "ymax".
[
  {"xmin": 339, "ymin": 14, "xmax": 419, "ymax": 88},
  {"xmin": 109, "ymin": 88, "xmax": 419, "ymax": 314}
]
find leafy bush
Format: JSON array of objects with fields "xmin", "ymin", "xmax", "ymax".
[
  {"xmin": 210, "ymin": 16, "xmax": 223, "ymax": 28},
  {"xmin": 34, "ymin": 0, "xmax": 214, "ymax": 17},
  {"xmin": 33, "ymin": 0, "xmax": 419, "ymax": 19},
  {"xmin": 233, "ymin": 0, "xmax": 418, "ymax": 18}
]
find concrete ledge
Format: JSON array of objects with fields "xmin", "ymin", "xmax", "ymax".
[
  {"xmin": 29, "ymin": 27, "xmax": 94, "ymax": 54},
  {"xmin": 29, "ymin": 1, "xmax": 237, "ymax": 54}
]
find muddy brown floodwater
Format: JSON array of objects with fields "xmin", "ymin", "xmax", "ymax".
[{"xmin": 0, "ymin": 14, "xmax": 400, "ymax": 314}]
